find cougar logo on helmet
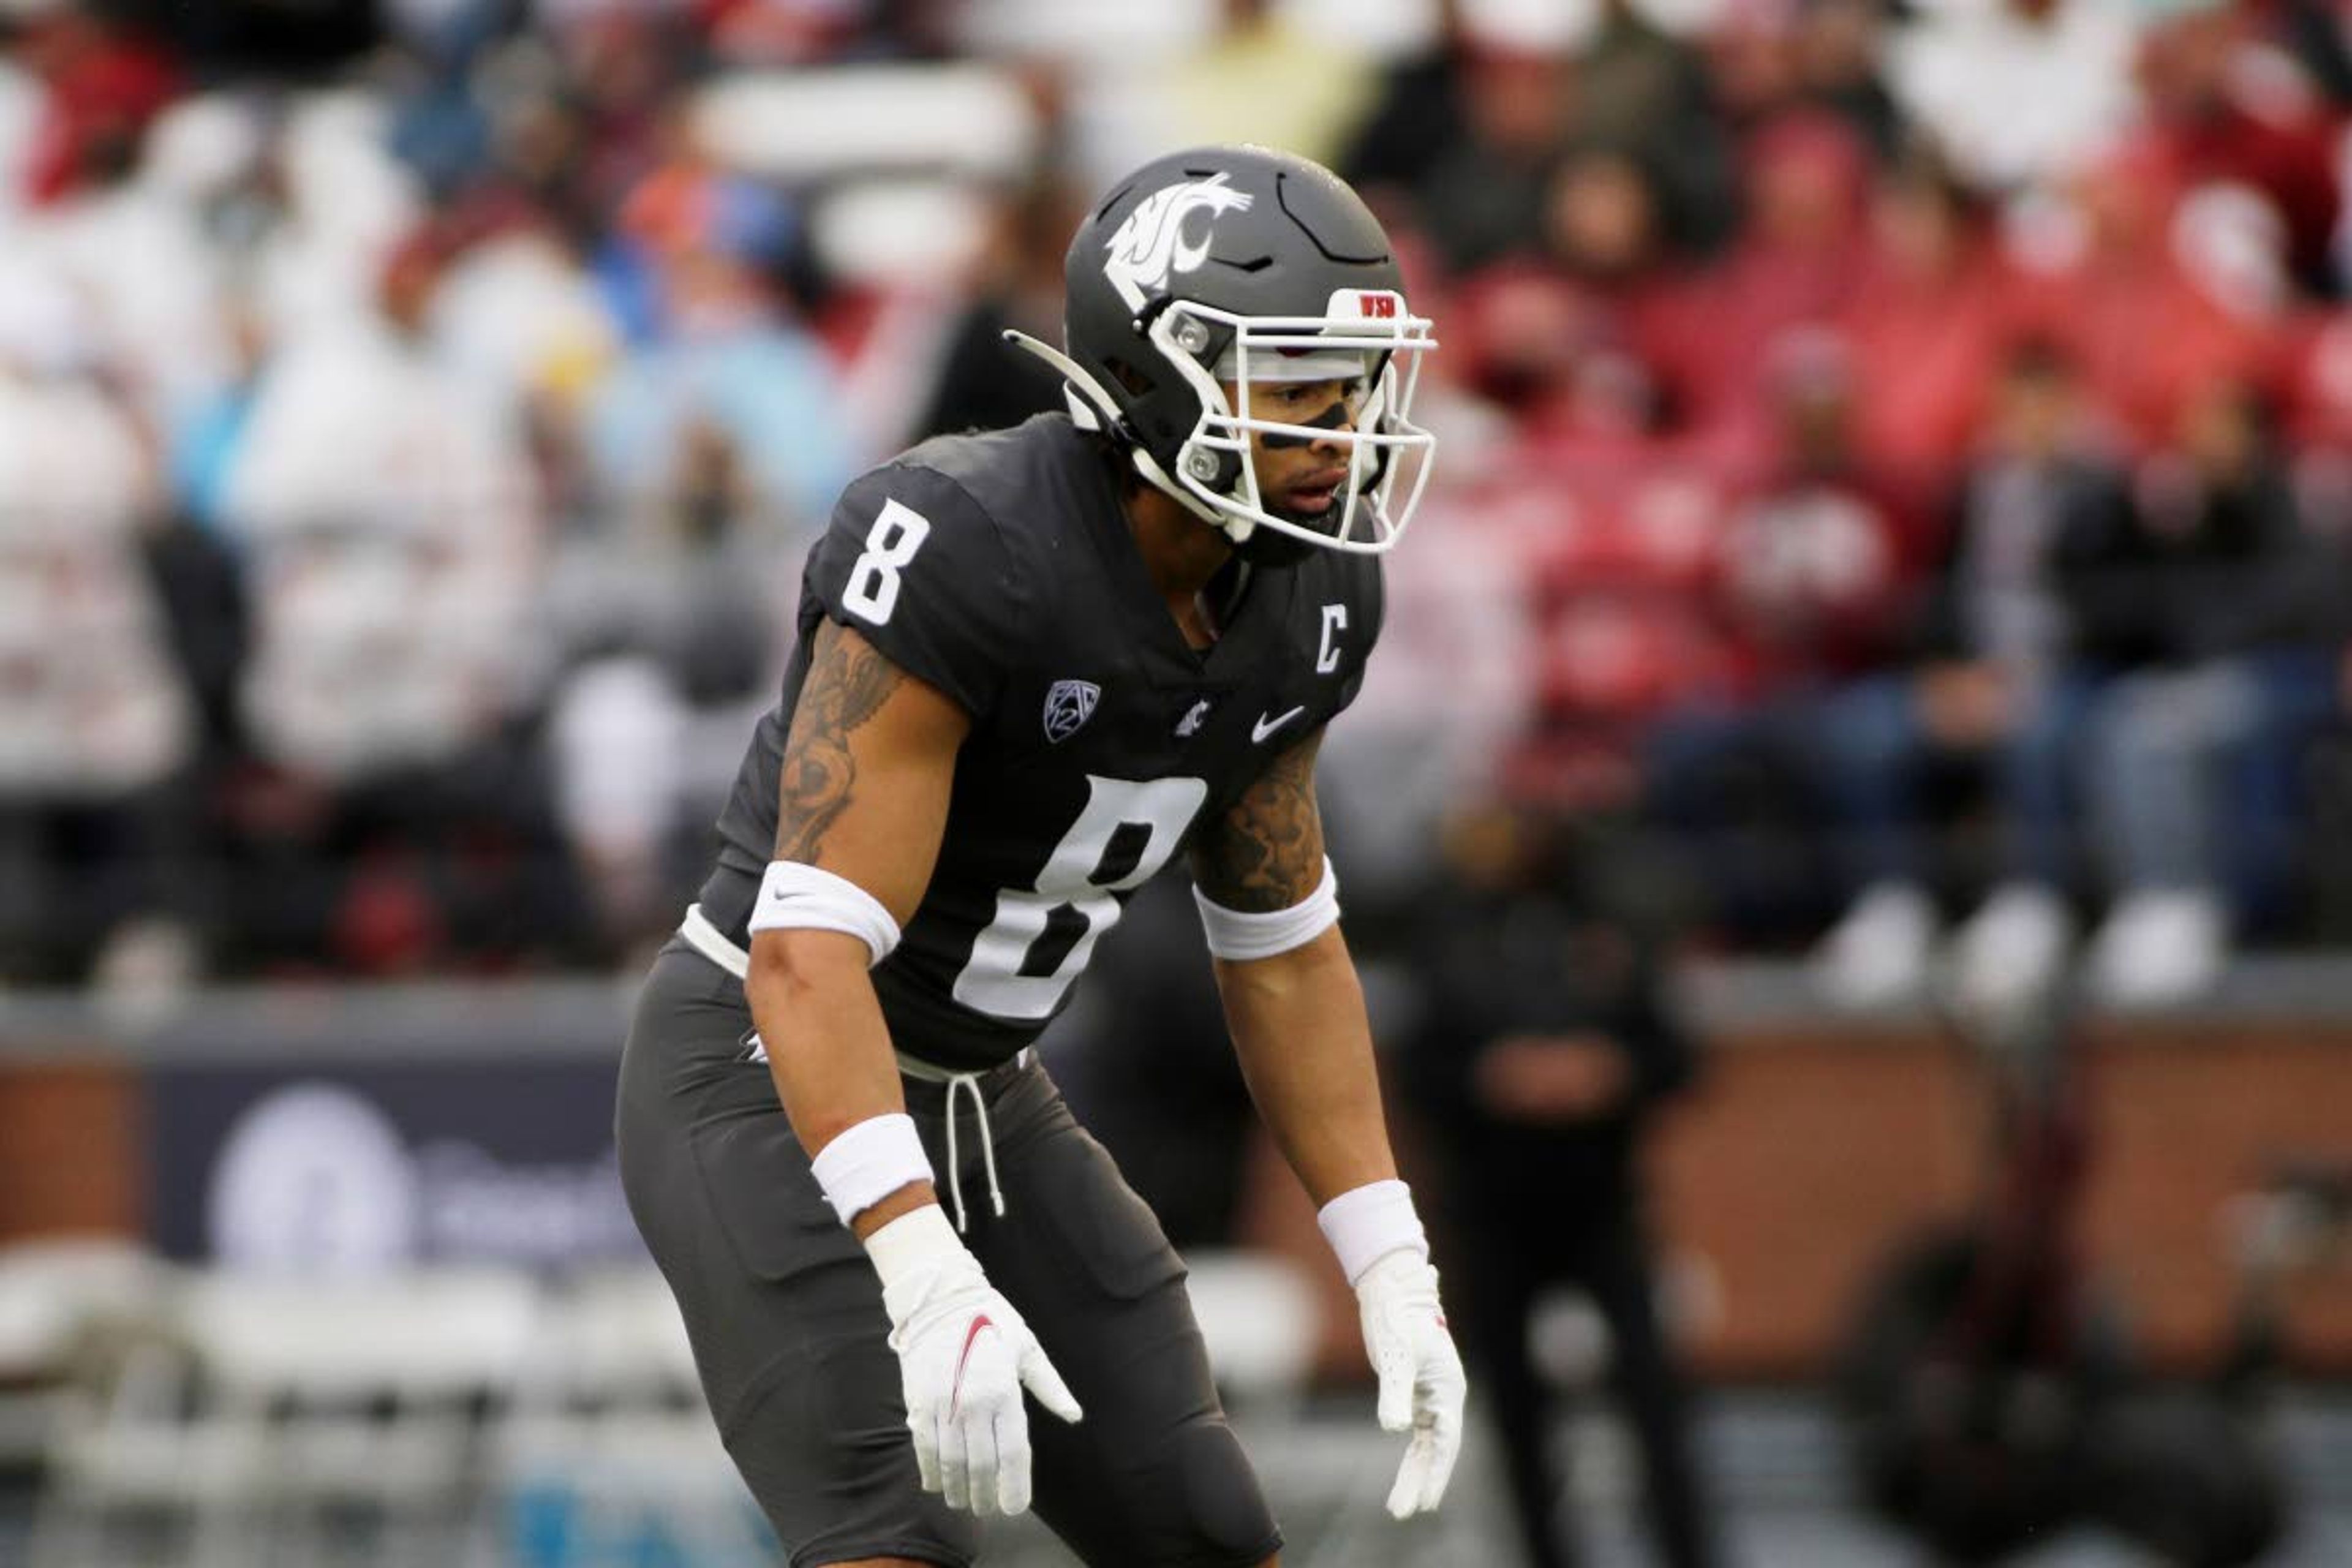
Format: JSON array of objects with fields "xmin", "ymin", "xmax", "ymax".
[{"xmin": 1102, "ymin": 173, "xmax": 1254, "ymax": 312}]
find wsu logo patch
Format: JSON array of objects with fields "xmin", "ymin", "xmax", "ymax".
[
  {"xmin": 1042, "ymin": 679, "xmax": 1101, "ymax": 744},
  {"xmin": 1102, "ymin": 173, "xmax": 1254, "ymax": 312}
]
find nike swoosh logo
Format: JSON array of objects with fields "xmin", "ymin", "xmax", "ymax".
[
  {"xmin": 949, "ymin": 1313, "xmax": 994, "ymax": 1419},
  {"xmin": 1251, "ymin": 706, "xmax": 1306, "ymax": 744}
]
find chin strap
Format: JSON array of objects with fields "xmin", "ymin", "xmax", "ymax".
[
  {"xmin": 1001, "ymin": 330, "xmax": 1125, "ymax": 436},
  {"xmin": 1001, "ymin": 328, "xmax": 1257, "ymax": 545}
]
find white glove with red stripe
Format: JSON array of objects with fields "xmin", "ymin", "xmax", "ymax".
[{"xmin": 865, "ymin": 1204, "xmax": 1084, "ymax": 1517}]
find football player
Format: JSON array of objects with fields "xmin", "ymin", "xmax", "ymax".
[{"xmin": 616, "ymin": 144, "xmax": 1465, "ymax": 1568}]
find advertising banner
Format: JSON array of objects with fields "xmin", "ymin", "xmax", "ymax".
[{"xmin": 146, "ymin": 1057, "xmax": 639, "ymax": 1271}]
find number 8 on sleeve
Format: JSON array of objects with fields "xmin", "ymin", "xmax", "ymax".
[{"xmin": 842, "ymin": 498, "xmax": 933, "ymax": 625}]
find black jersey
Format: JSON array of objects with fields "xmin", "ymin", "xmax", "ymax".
[{"xmin": 709, "ymin": 413, "xmax": 1385, "ymax": 1069}]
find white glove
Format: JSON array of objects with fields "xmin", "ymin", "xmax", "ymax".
[
  {"xmin": 865, "ymin": 1204, "xmax": 1083, "ymax": 1517},
  {"xmin": 1354, "ymin": 1248, "xmax": 1468, "ymax": 1519}
]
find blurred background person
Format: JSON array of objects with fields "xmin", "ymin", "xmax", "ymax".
[
  {"xmin": 2065, "ymin": 379, "xmax": 2346, "ymax": 1004},
  {"xmin": 1813, "ymin": 356, "xmax": 2345, "ymax": 1012},
  {"xmin": 1809, "ymin": 341, "xmax": 2136, "ymax": 1009},
  {"xmin": 1642, "ymin": 328, "xmax": 1923, "ymax": 942},
  {"xmin": 0, "ymin": 257, "xmax": 202, "ymax": 989},
  {"xmin": 910, "ymin": 174, "xmax": 1080, "ymax": 442},
  {"xmin": 1401, "ymin": 799, "xmax": 1718, "ymax": 1568},
  {"xmin": 215, "ymin": 224, "xmax": 580, "ymax": 972}
]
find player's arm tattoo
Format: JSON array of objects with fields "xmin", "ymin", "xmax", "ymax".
[
  {"xmin": 774, "ymin": 618, "xmax": 906, "ymax": 862},
  {"xmin": 1191, "ymin": 729, "xmax": 1327, "ymax": 912}
]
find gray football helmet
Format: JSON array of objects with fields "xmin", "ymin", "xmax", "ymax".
[{"xmin": 1006, "ymin": 145, "xmax": 1438, "ymax": 557}]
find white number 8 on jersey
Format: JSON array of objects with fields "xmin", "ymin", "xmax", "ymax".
[{"xmin": 843, "ymin": 499, "xmax": 933, "ymax": 625}]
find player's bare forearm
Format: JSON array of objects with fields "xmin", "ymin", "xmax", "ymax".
[
  {"xmin": 750, "ymin": 928, "xmax": 936, "ymax": 1237},
  {"xmin": 1216, "ymin": 927, "xmax": 1398, "ymax": 1206},
  {"xmin": 748, "ymin": 617, "xmax": 966, "ymax": 1216},
  {"xmin": 1194, "ymin": 730, "xmax": 1398, "ymax": 1204}
]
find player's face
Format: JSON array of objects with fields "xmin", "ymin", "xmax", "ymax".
[{"xmin": 1231, "ymin": 375, "xmax": 1373, "ymax": 523}]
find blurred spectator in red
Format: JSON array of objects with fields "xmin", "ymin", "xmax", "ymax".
[
  {"xmin": 6, "ymin": 6, "xmax": 179, "ymax": 205},
  {"xmin": 1710, "ymin": 334, "xmax": 1928, "ymax": 685},
  {"xmin": 1643, "ymin": 330, "xmax": 1921, "ymax": 938},
  {"xmin": 1883, "ymin": 0, "xmax": 2141, "ymax": 195},
  {"xmin": 1504, "ymin": 452, "xmax": 1734, "ymax": 819},
  {"xmin": 1838, "ymin": 159, "xmax": 2013, "ymax": 492},
  {"xmin": 1444, "ymin": 148, "xmax": 1737, "ymax": 814},
  {"xmin": 462, "ymin": 80, "xmax": 597, "ymax": 249},
  {"xmin": 1672, "ymin": 109, "xmax": 1871, "ymax": 455},
  {"xmin": 1449, "ymin": 146, "xmax": 1684, "ymax": 440},
  {"xmin": 2011, "ymin": 141, "xmax": 2280, "ymax": 453},
  {"xmin": 2136, "ymin": 1, "xmax": 2343, "ymax": 300}
]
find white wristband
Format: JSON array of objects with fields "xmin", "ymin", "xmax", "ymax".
[
  {"xmin": 1317, "ymin": 1179, "xmax": 1428, "ymax": 1286},
  {"xmin": 747, "ymin": 859, "xmax": 902, "ymax": 967},
  {"xmin": 1193, "ymin": 857, "xmax": 1341, "ymax": 960},
  {"xmin": 862, "ymin": 1201, "xmax": 970, "ymax": 1295},
  {"xmin": 809, "ymin": 1112, "xmax": 934, "ymax": 1226}
]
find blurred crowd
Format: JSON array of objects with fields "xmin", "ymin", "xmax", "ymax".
[{"xmin": 7, "ymin": 0, "xmax": 2352, "ymax": 1008}]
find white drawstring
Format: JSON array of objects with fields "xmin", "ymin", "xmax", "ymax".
[
  {"xmin": 679, "ymin": 902, "xmax": 1014, "ymax": 1233},
  {"xmin": 938, "ymin": 1071, "xmax": 1007, "ymax": 1234}
]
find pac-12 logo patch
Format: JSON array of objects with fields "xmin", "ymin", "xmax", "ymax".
[
  {"xmin": 1102, "ymin": 172, "xmax": 1254, "ymax": 312},
  {"xmin": 1042, "ymin": 679, "xmax": 1101, "ymax": 744}
]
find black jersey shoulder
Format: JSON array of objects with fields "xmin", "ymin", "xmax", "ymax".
[
  {"xmin": 890, "ymin": 413, "xmax": 1104, "ymax": 543},
  {"xmin": 801, "ymin": 417, "xmax": 1098, "ymax": 718}
]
